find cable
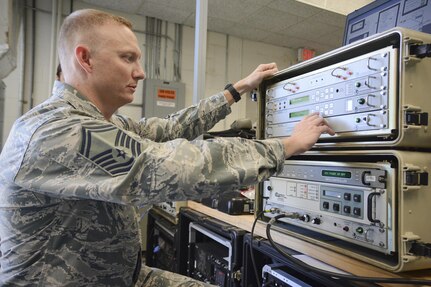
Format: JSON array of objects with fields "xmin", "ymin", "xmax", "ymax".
[
  {"xmin": 266, "ymin": 213, "xmax": 431, "ymax": 285},
  {"xmin": 250, "ymin": 211, "xmax": 263, "ymax": 287}
]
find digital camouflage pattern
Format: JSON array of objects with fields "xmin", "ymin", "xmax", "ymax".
[
  {"xmin": 137, "ymin": 265, "xmax": 215, "ymax": 287},
  {"xmin": 0, "ymin": 81, "xmax": 285, "ymax": 286}
]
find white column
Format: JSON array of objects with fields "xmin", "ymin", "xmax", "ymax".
[{"xmin": 192, "ymin": 0, "xmax": 208, "ymax": 105}]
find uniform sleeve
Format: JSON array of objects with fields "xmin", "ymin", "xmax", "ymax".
[
  {"xmin": 116, "ymin": 92, "xmax": 231, "ymax": 142},
  {"xmin": 14, "ymin": 117, "xmax": 285, "ymax": 207}
]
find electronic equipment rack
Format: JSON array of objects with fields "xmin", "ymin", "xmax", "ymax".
[{"xmin": 257, "ymin": 28, "xmax": 431, "ymax": 272}]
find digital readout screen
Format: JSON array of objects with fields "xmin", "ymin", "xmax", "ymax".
[
  {"xmin": 290, "ymin": 95, "xmax": 309, "ymax": 105},
  {"xmin": 289, "ymin": 110, "xmax": 309, "ymax": 118},
  {"xmin": 323, "ymin": 190, "xmax": 342, "ymax": 199},
  {"xmin": 322, "ymin": 170, "xmax": 352, "ymax": 178}
]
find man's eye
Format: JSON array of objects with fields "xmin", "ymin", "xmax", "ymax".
[{"xmin": 123, "ymin": 55, "xmax": 134, "ymax": 62}]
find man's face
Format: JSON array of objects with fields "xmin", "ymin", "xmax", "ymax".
[{"xmin": 89, "ymin": 23, "xmax": 145, "ymax": 111}]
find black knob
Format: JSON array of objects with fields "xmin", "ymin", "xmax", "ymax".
[
  {"xmin": 312, "ymin": 218, "xmax": 321, "ymax": 225},
  {"xmin": 299, "ymin": 214, "xmax": 310, "ymax": 222},
  {"xmin": 357, "ymin": 98, "xmax": 366, "ymax": 104}
]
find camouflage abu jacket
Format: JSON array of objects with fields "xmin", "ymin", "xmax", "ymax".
[{"xmin": 0, "ymin": 81, "xmax": 284, "ymax": 286}]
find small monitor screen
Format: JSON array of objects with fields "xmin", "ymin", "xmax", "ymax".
[{"xmin": 343, "ymin": 0, "xmax": 431, "ymax": 45}]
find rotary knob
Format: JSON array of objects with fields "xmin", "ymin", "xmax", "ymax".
[
  {"xmin": 311, "ymin": 218, "xmax": 321, "ymax": 225},
  {"xmin": 357, "ymin": 98, "xmax": 366, "ymax": 105},
  {"xmin": 299, "ymin": 214, "xmax": 310, "ymax": 222}
]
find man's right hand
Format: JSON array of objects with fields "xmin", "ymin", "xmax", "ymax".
[{"xmin": 281, "ymin": 112, "xmax": 335, "ymax": 158}]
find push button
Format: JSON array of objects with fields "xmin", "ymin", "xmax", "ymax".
[
  {"xmin": 344, "ymin": 193, "xmax": 351, "ymax": 201},
  {"xmin": 353, "ymin": 207, "xmax": 361, "ymax": 216},
  {"xmin": 323, "ymin": 201, "xmax": 329, "ymax": 209},
  {"xmin": 333, "ymin": 203, "xmax": 340, "ymax": 212},
  {"xmin": 343, "ymin": 206, "xmax": 351, "ymax": 214},
  {"xmin": 353, "ymin": 194, "xmax": 362, "ymax": 202}
]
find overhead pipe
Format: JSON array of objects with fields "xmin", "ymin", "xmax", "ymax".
[
  {"xmin": 163, "ymin": 21, "xmax": 168, "ymax": 80},
  {"xmin": 155, "ymin": 18, "xmax": 162, "ymax": 79},
  {"xmin": 17, "ymin": 3, "xmax": 25, "ymax": 116},
  {"xmin": 173, "ymin": 23, "xmax": 182, "ymax": 82},
  {"xmin": 29, "ymin": 0, "xmax": 36, "ymax": 109}
]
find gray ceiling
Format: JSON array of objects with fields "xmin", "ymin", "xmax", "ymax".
[{"xmin": 81, "ymin": 0, "xmax": 365, "ymax": 54}]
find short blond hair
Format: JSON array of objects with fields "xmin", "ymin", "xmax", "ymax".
[{"xmin": 58, "ymin": 9, "xmax": 133, "ymax": 71}]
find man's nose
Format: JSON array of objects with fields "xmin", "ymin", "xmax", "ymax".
[{"xmin": 134, "ymin": 65, "xmax": 146, "ymax": 80}]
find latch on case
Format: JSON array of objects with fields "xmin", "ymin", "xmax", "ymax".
[{"xmin": 404, "ymin": 171, "xmax": 429, "ymax": 185}]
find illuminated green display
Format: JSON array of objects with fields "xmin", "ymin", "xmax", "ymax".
[
  {"xmin": 322, "ymin": 170, "xmax": 352, "ymax": 178},
  {"xmin": 289, "ymin": 110, "xmax": 309, "ymax": 118},
  {"xmin": 290, "ymin": 95, "xmax": 310, "ymax": 105}
]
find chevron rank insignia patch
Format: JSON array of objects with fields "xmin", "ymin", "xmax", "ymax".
[{"xmin": 79, "ymin": 123, "xmax": 143, "ymax": 176}]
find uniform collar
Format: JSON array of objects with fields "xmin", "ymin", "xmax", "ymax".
[{"xmin": 52, "ymin": 80, "xmax": 106, "ymax": 120}]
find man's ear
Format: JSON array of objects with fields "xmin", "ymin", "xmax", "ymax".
[{"xmin": 75, "ymin": 45, "xmax": 92, "ymax": 73}]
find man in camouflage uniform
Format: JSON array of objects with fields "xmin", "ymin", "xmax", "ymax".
[{"xmin": 0, "ymin": 9, "xmax": 334, "ymax": 286}]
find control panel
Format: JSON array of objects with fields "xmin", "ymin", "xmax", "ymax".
[
  {"xmin": 263, "ymin": 160, "xmax": 393, "ymax": 254},
  {"xmin": 258, "ymin": 149, "xmax": 431, "ymax": 272},
  {"xmin": 265, "ymin": 46, "xmax": 396, "ymax": 140},
  {"xmin": 260, "ymin": 28, "xmax": 431, "ymax": 148}
]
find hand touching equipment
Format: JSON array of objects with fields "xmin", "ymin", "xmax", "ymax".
[
  {"xmin": 282, "ymin": 112, "xmax": 335, "ymax": 158},
  {"xmin": 234, "ymin": 63, "xmax": 279, "ymax": 94}
]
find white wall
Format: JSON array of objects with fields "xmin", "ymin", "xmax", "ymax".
[{"xmin": 2, "ymin": 0, "xmax": 296, "ymax": 146}]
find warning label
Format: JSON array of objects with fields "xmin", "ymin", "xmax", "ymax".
[{"xmin": 157, "ymin": 89, "xmax": 176, "ymax": 100}]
